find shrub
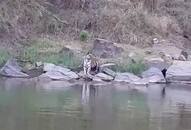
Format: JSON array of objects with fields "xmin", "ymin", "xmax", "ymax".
[
  {"xmin": 21, "ymin": 38, "xmax": 83, "ymax": 69},
  {"xmin": 111, "ymin": 59, "xmax": 146, "ymax": 75},
  {"xmin": 40, "ymin": 53, "xmax": 82, "ymax": 69},
  {"xmin": 0, "ymin": 49, "xmax": 10, "ymax": 66},
  {"xmin": 79, "ymin": 30, "xmax": 89, "ymax": 41},
  {"xmin": 22, "ymin": 46, "xmax": 39, "ymax": 63}
]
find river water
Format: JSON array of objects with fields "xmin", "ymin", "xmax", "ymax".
[{"xmin": 0, "ymin": 78, "xmax": 191, "ymax": 130}]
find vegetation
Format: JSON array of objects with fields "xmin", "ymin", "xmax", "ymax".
[
  {"xmin": 21, "ymin": 38, "xmax": 82, "ymax": 69},
  {"xmin": 0, "ymin": 49, "xmax": 10, "ymax": 66},
  {"xmin": 40, "ymin": 53, "xmax": 82, "ymax": 69},
  {"xmin": 0, "ymin": 0, "xmax": 190, "ymax": 72},
  {"xmin": 80, "ymin": 30, "xmax": 89, "ymax": 41},
  {"xmin": 112, "ymin": 59, "xmax": 146, "ymax": 75}
]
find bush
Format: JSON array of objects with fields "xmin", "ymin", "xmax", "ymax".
[
  {"xmin": 22, "ymin": 46, "xmax": 39, "ymax": 63},
  {"xmin": 0, "ymin": 49, "xmax": 10, "ymax": 66},
  {"xmin": 112, "ymin": 59, "xmax": 146, "ymax": 75},
  {"xmin": 79, "ymin": 30, "xmax": 89, "ymax": 41},
  {"xmin": 40, "ymin": 53, "xmax": 82, "ymax": 69},
  {"xmin": 21, "ymin": 38, "xmax": 83, "ymax": 69}
]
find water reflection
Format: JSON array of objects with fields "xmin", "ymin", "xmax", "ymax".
[
  {"xmin": 81, "ymin": 82, "xmax": 90, "ymax": 105},
  {"xmin": 0, "ymin": 79, "xmax": 191, "ymax": 130}
]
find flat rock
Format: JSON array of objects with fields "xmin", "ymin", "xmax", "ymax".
[
  {"xmin": 142, "ymin": 67, "xmax": 165, "ymax": 83},
  {"xmin": 92, "ymin": 76, "xmax": 104, "ymax": 82},
  {"xmin": 40, "ymin": 71, "xmax": 71, "ymax": 80},
  {"xmin": 114, "ymin": 72, "xmax": 141, "ymax": 83},
  {"xmin": 94, "ymin": 73, "xmax": 114, "ymax": 81},
  {"xmin": 43, "ymin": 63, "xmax": 70, "ymax": 73},
  {"xmin": 42, "ymin": 63, "xmax": 78, "ymax": 80},
  {"xmin": 101, "ymin": 68, "xmax": 116, "ymax": 78},
  {"xmin": 166, "ymin": 61, "xmax": 191, "ymax": 82},
  {"xmin": 0, "ymin": 59, "xmax": 29, "ymax": 78},
  {"xmin": 142, "ymin": 67, "xmax": 163, "ymax": 78}
]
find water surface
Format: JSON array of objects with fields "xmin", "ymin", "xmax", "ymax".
[{"xmin": 0, "ymin": 78, "xmax": 191, "ymax": 130}]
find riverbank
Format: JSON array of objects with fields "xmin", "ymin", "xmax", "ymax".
[
  {"xmin": 0, "ymin": 56, "xmax": 191, "ymax": 85},
  {"xmin": 0, "ymin": 38, "xmax": 191, "ymax": 85}
]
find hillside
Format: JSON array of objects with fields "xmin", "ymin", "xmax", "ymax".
[{"xmin": 0, "ymin": 0, "xmax": 191, "ymax": 66}]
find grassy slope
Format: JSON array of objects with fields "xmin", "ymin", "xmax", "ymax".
[{"xmin": 0, "ymin": 0, "xmax": 190, "ymax": 73}]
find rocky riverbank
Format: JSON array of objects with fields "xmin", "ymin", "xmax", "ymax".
[
  {"xmin": 0, "ymin": 57, "xmax": 191, "ymax": 85},
  {"xmin": 0, "ymin": 38, "xmax": 191, "ymax": 85}
]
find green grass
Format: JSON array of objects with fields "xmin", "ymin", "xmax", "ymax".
[
  {"xmin": 79, "ymin": 30, "xmax": 89, "ymax": 42},
  {"xmin": 21, "ymin": 39, "xmax": 82, "ymax": 69},
  {"xmin": 111, "ymin": 59, "xmax": 146, "ymax": 75},
  {"xmin": 40, "ymin": 53, "xmax": 82, "ymax": 69},
  {"xmin": 0, "ymin": 49, "xmax": 10, "ymax": 66},
  {"xmin": 22, "ymin": 46, "xmax": 39, "ymax": 63}
]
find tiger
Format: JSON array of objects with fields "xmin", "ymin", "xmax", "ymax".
[{"xmin": 83, "ymin": 53, "xmax": 99, "ymax": 77}]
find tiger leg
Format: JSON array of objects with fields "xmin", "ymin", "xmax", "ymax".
[
  {"xmin": 84, "ymin": 66, "xmax": 88, "ymax": 76},
  {"xmin": 87, "ymin": 66, "xmax": 91, "ymax": 76}
]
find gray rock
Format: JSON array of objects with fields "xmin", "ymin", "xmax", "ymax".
[
  {"xmin": 94, "ymin": 73, "xmax": 114, "ymax": 81},
  {"xmin": 166, "ymin": 61, "xmax": 191, "ymax": 82},
  {"xmin": 145, "ymin": 75, "xmax": 165, "ymax": 83},
  {"xmin": 133, "ymin": 78, "xmax": 149, "ymax": 85},
  {"xmin": 63, "ymin": 71, "xmax": 79, "ymax": 79},
  {"xmin": 40, "ymin": 71, "xmax": 71, "ymax": 80},
  {"xmin": 43, "ymin": 63, "xmax": 55, "ymax": 72},
  {"xmin": 101, "ymin": 68, "xmax": 116, "ymax": 78},
  {"xmin": 0, "ymin": 59, "xmax": 29, "ymax": 78},
  {"xmin": 142, "ymin": 67, "xmax": 165, "ymax": 83},
  {"xmin": 91, "ymin": 38, "xmax": 123, "ymax": 58},
  {"xmin": 114, "ymin": 72, "xmax": 141, "ymax": 83},
  {"xmin": 142, "ymin": 67, "xmax": 163, "ymax": 78},
  {"xmin": 42, "ymin": 63, "xmax": 78, "ymax": 80},
  {"xmin": 43, "ymin": 63, "xmax": 70, "ymax": 72},
  {"xmin": 35, "ymin": 61, "xmax": 43, "ymax": 67},
  {"xmin": 92, "ymin": 76, "xmax": 103, "ymax": 82},
  {"xmin": 100, "ymin": 63, "xmax": 116, "ymax": 69}
]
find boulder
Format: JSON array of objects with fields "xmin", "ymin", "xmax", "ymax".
[
  {"xmin": 91, "ymin": 38, "xmax": 123, "ymax": 58},
  {"xmin": 101, "ymin": 68, "xmax": 116, "ymax": 78},
  {"xmin": 145, "ymin": 75, "xmax": 165, "ymax": 83},
  {"xmin": 166, "ymin": 61, "xmax": 191, "ymax": 82},
  {"xmin": 114, "ymin": 72, "xmax": 141, "ymax": 83},
  {"xmin": 99, "ymin": 63, "xmax": 116, "ymax": 69},
  {"xmin": 35, "ymin": 61, "xmax": 43, "ymax": 67},
  {"xmin": 43, "ymin": 63, "xmax": 70, "ymax": 72},
  {"xmin": 41, "ymin": 63, "xmax": 79, "ymax": 80},
  {"xmin": 0, "ymin": 59, "xmax": 29, "ymax": 78},
  {"xmin": 94, "ymin": 73, "xmax": 114, "ymax": 81},
  {"xmin": 40, "ymin": 71, "xmax": 71, "ymax": 80},
  {"xmin": 142, "ymin": 67, "xmax": 163, "ymax": 78},
  {"xmin": 93, "ymin": 76, "xmax": 103, "ymax": 82},
  {"xmin": 142, "ymin": 67, "xmax": 165, "ymax": 83}
]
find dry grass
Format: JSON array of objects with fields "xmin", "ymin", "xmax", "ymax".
[{"xmin": 0, "ymin": 0, "xmax": 190, "ymax": 54}]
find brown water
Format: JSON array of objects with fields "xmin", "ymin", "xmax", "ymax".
[{"xmin": 0, "ymin": 78, "xmax": 191, "ymax": 130}]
